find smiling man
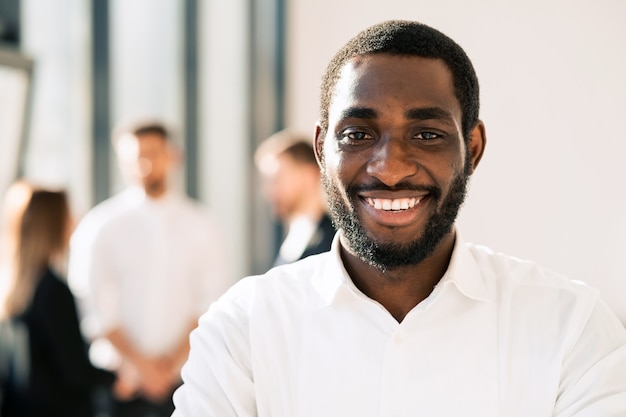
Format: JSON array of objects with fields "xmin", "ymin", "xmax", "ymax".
[{"xmin": 172, "ymin": 21, "xmax": 626, "ymax": 416}]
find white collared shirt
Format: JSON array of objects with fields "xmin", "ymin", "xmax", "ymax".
[
  {"xmin": 69, "ymin": 187, "xmax": 233, "ymax": 357},
  {"xmin": 173, "ymin": 233, "xmax": 626, "ymax": 417}
]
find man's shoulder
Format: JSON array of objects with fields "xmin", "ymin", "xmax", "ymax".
[
  {"xmin": 464, "ymin": 241, "xmax": 599, "ymax": 302},
  {"xmin": 216, "ymin": 253, "xmax": 331, "ymax": 310},
  {"xmin": 75, "ymin": 189, "xmax": 139, "ymax": 231}
]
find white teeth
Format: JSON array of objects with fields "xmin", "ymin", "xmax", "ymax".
[{"xmin": 366, "ymin": 197, "xmax": 421, "ymax": 211}]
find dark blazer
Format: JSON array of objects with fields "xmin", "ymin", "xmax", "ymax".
[
  {"xmin": 300, "ymin": 213, "xmax": 336, "ymax": 260},
  {"xmin": 4, "ymin": 268, "xmax": 114, "ymax": 417},
  {"xmin": 274, "ymin": 213, "xmax": 336, "ymax": 267}
]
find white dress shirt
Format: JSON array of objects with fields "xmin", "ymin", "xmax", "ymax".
[
  {"xmin": 172, "ymin": 232, "xmax": 626, "ymax": 417},
  {"xmin": 69, "ymin": 187, "xmax": 232, "ymax": 358}
]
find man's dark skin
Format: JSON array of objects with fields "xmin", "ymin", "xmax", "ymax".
[{"xmin": 314, "ymin": 54, "xmax": 486, "ymax": 322}]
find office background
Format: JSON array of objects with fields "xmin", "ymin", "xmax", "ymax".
[{"xmin": 1, "ymin": 0, "xmax": 625, "ymax": 321}]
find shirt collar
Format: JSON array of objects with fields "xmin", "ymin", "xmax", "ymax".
[
  {"xmin": 437, "ymin": 231, "xmax": 490, "ymax": 302},
  {"xmin": 312, "ymin": 233, "xmax": 352, "ymax": 304},
  {"xmin": 123, "ymin": 185, "xmax": 178, "ymax": 207},
  {"xmin": 313, "ymin": 229, "xmax": 491, "ymax": 306}
]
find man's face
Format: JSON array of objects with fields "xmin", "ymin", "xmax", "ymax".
[
  {"xmin": 116, "ymin": 133, "xmax": 173, "ymax": 196},
  {"xmin": 315, "ymin": 54, "xmax": 483, "ymax": 271},
  {"xmin": 263, "ymin": 153, "xmax": 306, "ymax": 221},
  {"xmin": 260, "ymin": 153, "xmax": 313, "ymax": 221}
]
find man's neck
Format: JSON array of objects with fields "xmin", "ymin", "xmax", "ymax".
[{"xmin": 339, "ymin": 231, "xmax": 456, "ymax": 323}]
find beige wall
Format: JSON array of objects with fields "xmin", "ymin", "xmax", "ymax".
[{"xmin": 285, "ymin": 0, "xmax": 626, "ymax": 322}]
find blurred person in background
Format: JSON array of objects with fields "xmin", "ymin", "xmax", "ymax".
[
  {"xmin": 68, "ymin": 120, "xmax": 232, "ymax": 417},
  {"xmin": 255, "ymin": 129, "xmax": 335, "ymax": 266},
  {"xmin": 0, "ymin": 180, "xmax": 115, "ymax": 417}
]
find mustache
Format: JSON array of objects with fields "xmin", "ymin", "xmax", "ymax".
[{"xmin": 347, "ymin": 180, "xmax": 441, "ymax": 198}]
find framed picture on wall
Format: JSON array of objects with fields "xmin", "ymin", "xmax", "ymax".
[{"xmin": 0, "ymin": 47, "xmax": 33, "ymax": 197}]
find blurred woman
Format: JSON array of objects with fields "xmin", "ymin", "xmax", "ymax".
[{"xmin": 0, "ymin": 180, "xmax": 115, "ymax": 417}]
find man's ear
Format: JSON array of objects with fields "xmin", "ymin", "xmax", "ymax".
[
  {"xmin": 314, "ymin": 122, "xmax": 325, "ymax": 168},
  {"xmin": 467, "ymin": 120, "xmax": 486, "ymax": 174}
]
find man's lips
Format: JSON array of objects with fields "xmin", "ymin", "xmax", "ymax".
[
  {"xmin": 350, "ymin": 183, "xmax": 437, "ymax": 224},
  {"xmin": 364, "ymin": 196, "xmax": 423, "ymax": 211},
  {"xmin": 356, "ymin": 191, "xmax": 431, "ymax": 228}
]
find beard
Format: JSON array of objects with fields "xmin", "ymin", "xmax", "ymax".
[
  {"xmin": 322, "ymin": 153, "xmax": 471, "ymax": 272},
  {"xmin": 141, "ymin": 175, "xmax": 167, "ymax": 196}
]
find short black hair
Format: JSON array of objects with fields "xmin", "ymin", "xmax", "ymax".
[
  {"xmin": 284, "ymin": 142, "xmax": 317, "ymax": 166},
  {"xmin": 131, "ymin": 121, "xmax": 170, "ymax": 140},
  {"xmin": 254, "ymin": 129, "xmax": 317, "ymax": 170},
  {"xmin": 112, "ymin": 120, "xmax": 172, "ymax": 145},
  {"xmin": 319, "ymin": 20, "xmax": 480, "ymax": 142}
]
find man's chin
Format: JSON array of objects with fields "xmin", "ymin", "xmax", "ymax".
[
  {"xmin": 142, "ymin": 180, "xmax": 166, "ymax": 195},
  {"xmin": 341, "ymin": 222, "xmax": 454, "ymax": 271}
]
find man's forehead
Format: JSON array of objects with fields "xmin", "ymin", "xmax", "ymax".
[
  {"xmin": 337, "ymin": 53, "xmax": 449, "ymax": 82},
  {"xmin": 329, "ymin": 54, "xmax": 458, "ymax": 115}
]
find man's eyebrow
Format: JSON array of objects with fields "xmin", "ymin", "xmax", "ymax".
[
  {"xmin": 338, "ymin": 107, "xmax": 456, "ymax": 124},
  {"xmin": 405, "ymin": 107, "xmax": 456, "ymax": 123},
  {"xmin": 339, "ymin": 107, "xmax": 378, "ymax": 120}
]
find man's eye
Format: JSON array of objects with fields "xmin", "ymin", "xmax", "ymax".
[
  {"xmin": 416, "ymin": 131, "xmax": 441, "ymax": 140},
  {"xmin": 342, "ymin": 131, "xmax": 372, "ymax": 141}
]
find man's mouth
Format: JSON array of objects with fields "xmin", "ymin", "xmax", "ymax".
[{"xmin": 365, "ymin": 197, "xmax": 422, "ymax": 211}]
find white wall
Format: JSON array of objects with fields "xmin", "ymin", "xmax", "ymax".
[
  {"xmin": 20, "ymin": 0, "xmax": 92, "ymax": 214},
  {"xmin": 286, "ymin": 0, "xmax": 626, "ymax": 322},
  {"xmin": 110, "ymin": 0, "xmax": 184, "ymax": 194},
  {"xmin": 198, "ymin": 0, "xmax": 251, "ymax": 283},
  {"xmin": 110, "ymin": 0, "xmax": 183, "ymax": 131}
]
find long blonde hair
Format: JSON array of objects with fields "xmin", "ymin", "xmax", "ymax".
[{"xmin": 0, "ymin": 181, "xmax": 70, "ymax": 319}]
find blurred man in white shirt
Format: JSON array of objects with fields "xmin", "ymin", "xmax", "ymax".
[{"xmin": 69, "ymin": 121, "xmax": 232, "ymax": 417}]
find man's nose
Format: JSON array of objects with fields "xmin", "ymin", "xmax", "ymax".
[
  {"xmin": 366, "ymin": 137, "xmax": 418, "ymax": 186},
  {"xmin": 137, "ymin": 157, "xmax": 153, "ymax": 176}
]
